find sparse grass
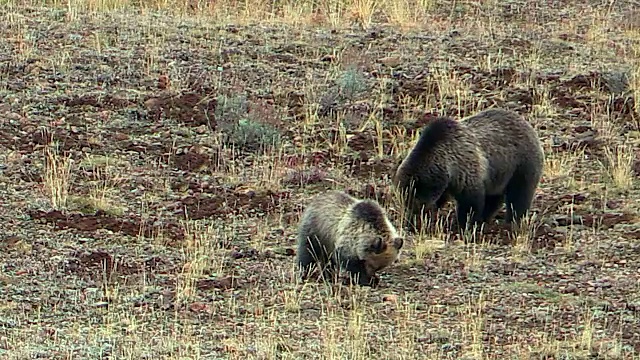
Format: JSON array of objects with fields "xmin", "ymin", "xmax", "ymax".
[
  {"xmin": 508, "ymin": 212, "xmax": 543, "ymax": 263},
  {"xmin": 351, "ymin": 0, "xmax": 378, "ymax": 30},
  {"xmin": 389, "ymin": 124, "xmax": 418, "ymax": 160},
  {"xmin": 69, "ymin": 154, "xmax": 128, "ymax": 215},
  {"xmin": 382, "ymin": 0, "xmax": 435, "ymax": 30},
  {"xmin": 43, "ymin": 143, "xmax": 73, "ymax": 210},
  {"xmin": 176, "ymin": 220, "xmax": 227, "ymax": 305},
  {"xmin": 531, "ymin": 85, "xmax": 557, "ymax": 119},
  {"xmin": 632, "ymin": 50, "xmax": 640, "ymax": 119},
  {"xmin": 1, "ymin": 0, "xmax": 640, "ymax": 359},
  {"xmin": 459, "ymin": 292, "xmax": 487, "ymax": 359},
  {"xmin": 411, "ymin": 212, "xmax": 449, "ymax": 262},
  {"xmin": 602, "ymin": 144, "xmax": 635, "ymax": 192},
  {"xmin": 543, "ymin": 145, "xmax": 584, "ymax": 190}
]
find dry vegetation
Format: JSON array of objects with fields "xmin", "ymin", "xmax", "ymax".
[{"xmin": 1, "ymin": 0, "xmax": 640, "ymax": 358}]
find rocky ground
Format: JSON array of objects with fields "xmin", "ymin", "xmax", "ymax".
[{"xmin": 1, "ymin": 1, "xmax": 640, "ymax": 359}]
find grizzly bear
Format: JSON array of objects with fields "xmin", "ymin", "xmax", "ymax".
[
  {"xmin": 393, "ymin": 108, "xmax": 544, "ymax": 232},
  {"xmin": 296, "ymin": 190, "xmax": 404, "ymax": 287}
]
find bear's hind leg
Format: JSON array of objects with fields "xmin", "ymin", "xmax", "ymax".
[
  {"xmin": 504, "ymin": 175, "xmax": 538, "ymax": 227},
  {"xmin": 482, "ymin": 194, "xmax": 505, "ymax": 223},
  {"xmin": 297, "ymin": 232, "xmax": 333, "ymax": 282}
]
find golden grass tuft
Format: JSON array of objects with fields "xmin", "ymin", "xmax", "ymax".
[
  {"xmin": 601, "ymin": 144, "xmax": 635, "ymax": 192},
  {"xmin": 43, "ymin": 144, "xmax": 73, "ymax": 210}
]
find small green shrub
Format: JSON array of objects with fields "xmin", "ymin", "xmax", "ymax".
[
  {"xmin": 337, "ymin": 67, "xmax": 367, "ymax": 100},
  {"xmin": 216, "ymin": 94, "xmax": 281, "ymax": 151}
]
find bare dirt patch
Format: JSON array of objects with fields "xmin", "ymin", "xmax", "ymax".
[{"xmin": 28, "ymin": 209, "xmax": 186, "ymax": 241}]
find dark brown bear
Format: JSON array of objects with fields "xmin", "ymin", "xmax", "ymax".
[
  {"xmin": 393, "ymin": 108, "xmax": 544, "ymax": 232},
  {"xmin": 296, "ymin": 190, "xmax": 404, "ymax": 287}
]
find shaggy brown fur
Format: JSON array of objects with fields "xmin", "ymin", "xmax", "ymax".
[
  {"xmin": 296, "ymin": 190, "xmax": 404, "ymax": 287},
  {"xmin": 393, "ymin": 108, "xmax": 544, "ymax": 232}
]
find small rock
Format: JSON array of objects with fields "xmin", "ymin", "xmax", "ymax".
[
  {"xmin": 196, "ymin": 276, "xmax": 237, "ymax": 290},
  {"xmin": 560, "ymin": 284, "xmax": 579, "ymax": 294},
  {"xmin": 378, "ymin": 56, "xmax": 401, "ymax": 67},
  {"xmin": 320, "ymin": 54, "xmax": 336, "ymax": 62},
  {"xmin": 144, "ymin": 98, "xmax": 161, "ymax": 110},
  {"xmin": 6, "ymin": 112, "xmax": 22, "ymax": 121},
  {"xmin": 262, "ymin": 249, "xmax": 275, "ymax": 259},
  {"xmin": 553, "ymin": 214, "xmax": 583, "ymax": 226},
  {"xmin": 195, "ymin": 125, "xmax": 208, "ymax": 134},
  {"xmin": 230, "ymin": 248, "xmax": 259, "ymax": 259},
  {"xmin": 158, "ymin": 74, "xmax": 170, "ymax": 89},
  {"xmin": 382, "ymin": 294, "xmax": 398, "ymax": 303},
  {"xmin": 113, "ymin": 132, "xmax": 129, "ymax": 141},
  {"xmin": 188, "ymin": 302, "xmax": 209, "ymax": 313}
]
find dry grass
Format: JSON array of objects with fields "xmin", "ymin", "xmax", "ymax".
[
  {"xmin": 43, "ymin": 143, "xmax": 73, "ymax": 210},
  {"xmin": 602, "ymin": 144, "xmax": 636, "ymax": 192},
  {"xmin": 1, "ymin": 0, "xmax": 640, "ymax": 359}
]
